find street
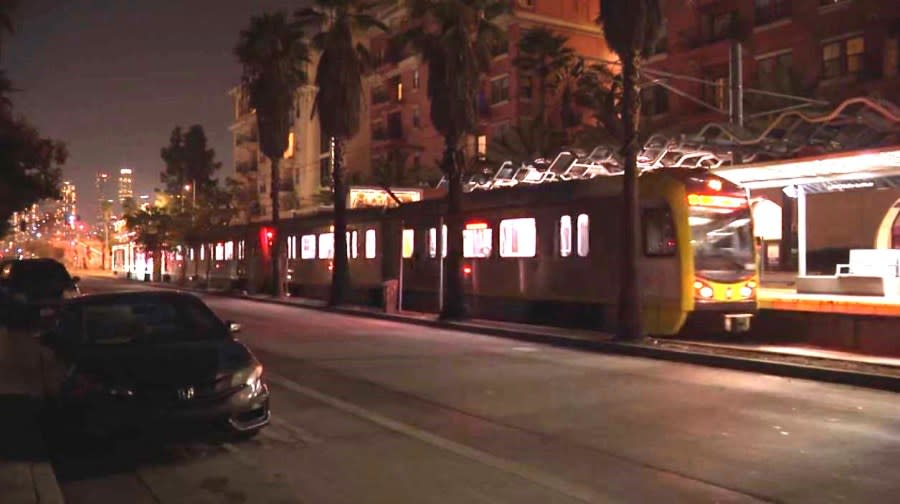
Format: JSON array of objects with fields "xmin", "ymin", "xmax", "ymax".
[{"xmin": 43, "ymin": 277, "xmax": 900, "ymax": 503}]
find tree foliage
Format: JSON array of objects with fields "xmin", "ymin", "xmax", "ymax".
[
  {"xmin": 160, "ymin": 125, "xmax": 221, "ymax": 199},
  {"xmin": 513, "ymin": 27, "xmax": 576, "ymax": 125}
]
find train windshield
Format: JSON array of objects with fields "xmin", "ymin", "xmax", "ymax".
[{"xmin": 689, "ymin": 205, "xmax": 754, "ymax": 282}]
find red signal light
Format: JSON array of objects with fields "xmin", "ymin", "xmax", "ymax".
[{"xmin": 463, "ymin": 265, "xmax": 472, "ymax": 275}]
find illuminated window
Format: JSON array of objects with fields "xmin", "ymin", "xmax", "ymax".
[
  {"xmin": 397, "ymin": 81, "xmax": 403, "ymax": 102},
  {"xmin": 402, "ymin": 229, "xmax": 415, "ymax": 258},
  {"xmin": 576, "ymin": 214, "xmax": 589, "ymax": 257},
  {"xmin": 283, "ymin": 132, "xmax": 295, "ymax": 159},
  {"xmin": 490, "ymin": 75, "xmax": 510, "ymax": 105},
  {"xmin": 476, "ymin": 134, "xmax": 487, "ymax": 160},
  {"xmin": 559, "ymin": 215, "xmax": 572, "ymax": 257},
  {"xmin": 412, "ymin": 69, "xmax": 420, "ymax": 89},
  {"xmin": 224, "ymin": 241, "xmax": 234, "ymax": 260},
  {"xmin": 301, "ymin": 234, "xmax": 316, "ymax": 259},
  {"xmin": 318, "ymin": 233, "xmax": 334, "ymax": 259},
  {"xmin": 215, "ymin": 242, "xmax": 225, "ymax": 261},
  {"xmin": 822, "ymin": 36, "xmax": 864, "ymax": 78},
  {"xmin": 238, "ymin": 240, "xmax": 245, "ymax": 260},
  {"xmin": 643, "ymin": 208, "xmax": 677, "ymax": 256},
  {"xmin": 285, "ymin": 236, "xmax": 295, "ymax": 259},
  {"xmin": 428, "ymin": 226, "xmax": 448, "ymax": 258},
  {"xmin": 189, "ymin": 248, "xmax": 195, "ymax": 260},
  {"xmin": 350, "ymin": 231, "xmax": 359, "ymax": 259},
  {"xmin": 464, "ymin": 224, "xmax": 493, "ymax": 258},
  {"xmin": 365, "ymin": 229, "xmax": 377, "ymax": 258},
  {"xmin": 499, "ymin": 218, "xmax": 536, "ymax": 258},
  {"xmin": 200, "ymin": 245, "xmax": 205, "ymax": 260}
]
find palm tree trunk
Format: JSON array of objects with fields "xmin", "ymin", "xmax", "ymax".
[
  {"xmin": 616, "ymin": 51, "xmax": 643, "ymax": 341},
  {"xmin": 440, "ymin": 133, "xmax": 466, "ymax": 320},
  {"xmin": 330, "ymin": 137, "xmax": 350, "ymax": 306},
  {"xmin": 270, "ymin": 157, "xmax": 284, "ymax": 297},
  {"xmin": 153, "ymin": 247, "xmax": 163, "ymax": 282},
  {"xmin": 180, "ymin": 242, "xmax": 188, "ymax": 285}
]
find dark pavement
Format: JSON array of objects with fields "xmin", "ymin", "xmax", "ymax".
[{"xmin": 42, "ymin": 277, "xmax": 900, "ymax": 503}]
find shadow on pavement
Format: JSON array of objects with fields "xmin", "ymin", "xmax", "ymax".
[{"xmin": 0, "ymin": 394, "xmax": 48, "ymax": 462}]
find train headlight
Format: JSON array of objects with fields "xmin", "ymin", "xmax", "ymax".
[
  {"xmin": 699, "ymin": 286, "xmax": 714, "ymax": 299},
  {"xmin": 739, "ymin": 284, "xmax": 755, "ymax": 298}
]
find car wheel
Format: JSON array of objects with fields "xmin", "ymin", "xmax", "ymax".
[{"xmin": 230, "ymin": 426, "xmax": 262, "ymax": 441}]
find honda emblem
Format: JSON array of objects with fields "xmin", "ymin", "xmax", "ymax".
[{"xmin": 177, "ymin": 386, "xmax": 195, "ymax": 401}]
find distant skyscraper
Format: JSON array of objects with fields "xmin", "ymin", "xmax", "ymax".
[
  {"xmin": 118, "ymin": 168, "xmax": 134, "ymax": 207},
  {"xmin": 96, "ymin": 171, "xmax": 112, "ymax": 224},
  {"xmin": 60, "ymin": 181, "xmax": 77, "ymax": 228}
]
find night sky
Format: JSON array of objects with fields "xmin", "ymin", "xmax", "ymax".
[{"xmin": 5, "ymin": 0, "xmax": 302, "ymax": 222}]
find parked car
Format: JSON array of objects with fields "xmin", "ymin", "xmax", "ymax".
[
  {"xmin": 39, "ymin": 291, "xmax": 269, "ymax": 437},
  {"xmin": 0, "ymin": 258, "xmax": 80, "ymax": 328}
]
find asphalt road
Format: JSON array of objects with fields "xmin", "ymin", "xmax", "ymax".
[{"xmin": 44, "ymin": 277, "xmax": 900, "ymax": 503}]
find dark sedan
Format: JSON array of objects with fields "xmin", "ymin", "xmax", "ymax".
[
  {"xmin": 0, "ymin": 258, "xmax": 80, "ymax": 328},
  {"xmin": 39, "ymin": 291, "xmax": 269, "ymax": 437}
]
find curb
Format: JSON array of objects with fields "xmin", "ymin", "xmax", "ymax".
[{"xmin": 107, "ymin": 279, "xmax": 900, "ymax": 394}]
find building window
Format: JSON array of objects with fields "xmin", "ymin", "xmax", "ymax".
[
  {"xmin": 402, "ymin": 229, "xmax": 415, "ymax": 258},
  {"xmin": 822, "ymin": 35, "xmax": 865, "ymax": 79},
  {"xmin": 754, "ymin": 0, "xmax": 791, "ymax": 26},
  {"xmin": 704, "ymin": 74, "xmax": 728, "ymax": 110},
  {"xmin": 372, "ymin": 121, "xmax": 387, "ymax": 141},
  {"xmin": 301, "ymin": 234, "xmax": 316, "ymax": 259},
  {"xmin": 412, "ymin": 106, "xmax": 421, "ymax": 128},
  {"xmin": 387, "ymin": 112, "xmax": 403, "ymax": 139},
  {"xmin": 643, "ymin": 207, "xmax": 677, "ymax": 256},
  {"xmin": 641, "ymin": 85, "xmax": 669, "ymax": 116},
  {"xmin": 318, "ymin": 233, "xmax": 334, "ymax": 260},
  {"xmin": 365, "ymin": 229, "xmax": 377, "ymax": 258},
  {"xmin": 576, "ymin": 214, "xmax": 589, "ymax": 257},
  {"xmin": 412, "ymin": 69, "xmax": 420, "ymax": 90},
  {"xmin": 705, "ymin": 11, "xmax": 736, "ymax": 44},
  {"xmin": 499, "ymin": 218, "xmax": 536, "ymax": 258},
  {"xmin": 428, "ymin": 226, "xmax": 448, "ymax": 258},
  {"xmin": 491, "ymin": 39, "xmax": 508, "ymax": 58},
  {"xmin": 390, "ymin": 76, "xmax": 402, "ymax": 102},
  {"xmin": 283, "ymin": 132, "xmax": 295, "ymax": 159},
  {"xmin": 559, "ymin": 215, "xmax": 572, "ymax": 257},
  {"xmin": 372, "ymin": 84, "xmax": 388, "ymax": 104},
  {"xmin": 519, "ymin": 75, "xmax": 533, "ymax": 101},
  {"xmin": 476, "ymin": 134, "xmax": 487, "ymax": 161},
  {"xmin": 490, "ymin": 76, "xmax": 510, "ymax": 105},
  {"xmin": 757, "ymin": 51, "xmax": 793, "ymax": 88},
  {"xmin": 464, "ymin": 224, "xmax": 493, "ymax": 258}
]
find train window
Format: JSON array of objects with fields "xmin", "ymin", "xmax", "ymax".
[
  {"xmin": 559, "ymin": 216, "xmax": 573, "ymax": 257},
  {"xmin": 402, "ymin": 229, "xmax": 415, "ymax": 258},
  {"xmin": 286, "ymin": 237, "xmax": 295, "ymax": 260},
  {"xmin": 643, "ymin": 207, "xmax": 676, "ymax": 257},
  {"xmin": 215, "ymin": 242, "xmax": 225, "ymax": 261},
  {"xmin": 225, "ymin": 241, "xmax": 235, "ymax": 260},
  {"xmin": 365, "ymin": 229, "xmax": 377, "ymax": 258},
  {"xmin": 464, "ymin": 226, "xmax": 493, "ymax": 258},
  {"xmin": 428, "ymin": 226, "xmax": 448, "ymax": 258},
  {"xmin": 350, "ymin": 231, "xmax": 359, "ymax": 259},
  {"xmin": 189, "ymin": 247, "xmax": 195, "ymax": 261},
  {"xmin": 238, "ymin": 240, "xmax": 246, "ymax": 260},
  {"xmin": 301, "ymin": 234, "xmax": 316, "ymax": 259},
  {"xmin": 200, "ymin": 246, "xmax": 205, "ymax": 261},
  {"xmin": 576, "ymin": 214, "xmax": 589, "ymax": 257},
  {"xmin": 318, "ymin": 233, "xmax": 334, "ymax": 259},
  {"xmin": 500, "ymin": 218, "xmax": 536, "ymax": 258}
]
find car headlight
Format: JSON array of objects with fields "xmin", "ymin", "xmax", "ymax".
[{"xmin": 231, "ymin": 363, "xmax": 264, "ymax": 396}]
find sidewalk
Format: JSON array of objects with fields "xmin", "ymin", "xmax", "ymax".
[
  {"xmin": 0, "ymin": 326, "xmax": 63, "ymax": 504},
  {"xmin": 105, "ymin": 275, "xmax": 900, "ymax": 392}
]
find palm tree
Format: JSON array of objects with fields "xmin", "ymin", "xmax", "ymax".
[
  {"xmin": 485, "ymin": 118, "xmax": 565, "ymax": 166},
  {"xmin": 296, "ymin": 0, "xmax": 387, "ymax": 306},
  {"xmin": 599, "ymin": 0, "xmax": 663, "ymax": 340},
  {"xmin": 513, "ymin": 27, "xmax": 575, "ymax": 126},
  {"xmin": 402, "ymin": 0, "xmax": 507, "ymax": 319},
  {"xmin": 235, "ymin": 12, "xmax": 309, "ymax": 297}
]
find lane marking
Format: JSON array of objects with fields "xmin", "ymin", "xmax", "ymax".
[
  {"xmin": 267, "ymin": 373, "xmax": 596, "ymax": 503},
  {"xmin": 269, "ymin": 415, "xmax": 324, "ymax": 445}
]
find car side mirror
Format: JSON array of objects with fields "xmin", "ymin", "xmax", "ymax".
[
  {"xmin": 227, "ymin": 321, "xmax": 241, "ymax": 334},
  {"xmin": 72, "ymin": 276, "xmax": 81, "ymax": 284}
]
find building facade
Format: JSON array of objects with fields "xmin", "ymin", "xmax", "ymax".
[
  {"xmin": 95, "ymin": 171, "xmax": 112, "ymax": 224},
  {"xmin": 117, "ymin": 168, "xmax": 134, "ymax": 208},
  {"xmin": 365, "ymin": 1, "xmax": 613, "ymax": 175}
]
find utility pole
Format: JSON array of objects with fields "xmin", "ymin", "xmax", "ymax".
[{"xmin": 729, "ymin": 40, "xmax": 744, "ymax": 164}]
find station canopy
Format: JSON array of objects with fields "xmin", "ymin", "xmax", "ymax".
[{"xmin": 457, "ymin": 96, "xmax": 900, "ymax": 194}]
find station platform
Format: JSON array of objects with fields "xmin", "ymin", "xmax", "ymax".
[{"xmin": 758, "ymin": 288, "xmax": 900, "ymax": 316}]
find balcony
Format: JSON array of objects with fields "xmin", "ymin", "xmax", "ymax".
[{"xmin": 236, "ymin": 160, "xmax": 258, "ymax": 174}]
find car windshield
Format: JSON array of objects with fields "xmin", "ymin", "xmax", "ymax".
[
  {"xmin": 61, "ymin": 297, "xmax": 226, "ymax": 345},
  {"xmin": 690, "ymin": 206, "xmax": 755, "ymax": 282}
]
